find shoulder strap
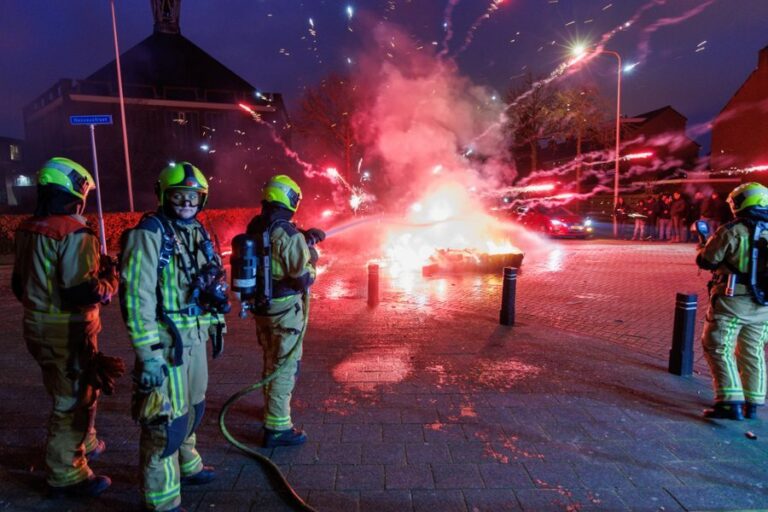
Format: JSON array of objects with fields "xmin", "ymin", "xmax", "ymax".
[{"xmin": 140, "ymin": 213, "xmax": 176, "ymax": 273}]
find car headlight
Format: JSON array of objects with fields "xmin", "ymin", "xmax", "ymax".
[{"xmin": 584, "ymin": 218, "xmax": 593, "ymax": 227}]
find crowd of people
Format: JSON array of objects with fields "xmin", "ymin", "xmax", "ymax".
[{"xmin": 614, "ymin": 190, "xmax": 732, "ymax": 242}]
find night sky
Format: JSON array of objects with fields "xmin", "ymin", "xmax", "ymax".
[{"xmin": 1, "ymin": 0, "xmax": 766, "ymax": 152}]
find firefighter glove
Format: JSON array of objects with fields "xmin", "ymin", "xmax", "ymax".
[
  {"xmin": 98, "ymin": 253, "xmax": 118, "ymax": 280},
  {"xmin": 138, "ymin": 357, "xmax": 167, "ymax": 390},
  {"xmin": 86, "ymin": 352, "xmax": 127, "ymax": 395},
  {"xmin": 309, "ymin": 246, "xmax": 319, "ymax": 266},
  {"xmin": 98, "ymin": 254, "xmax": 119, "ymax": 304},
  {"xmin": 302, "ymin": 227, "xmax": 326, "ymax": 246}
]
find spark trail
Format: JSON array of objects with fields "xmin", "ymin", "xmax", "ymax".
[
  {"xmin": 437, "ymin": 0, "xmax": 461, "ymax": 58},
  {"xmin": 635, "ymin": 0, "xmax": 717, "ymax": 65},
  {"xmin": 455, "ymin": 0, "xmax": 506, "ymax": 56}
]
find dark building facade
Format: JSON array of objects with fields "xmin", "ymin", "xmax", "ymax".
[
  {"xmin": 711, "ymin": 45, "xmax": 768, "ymax": 173},
  {"xmin": 620, "ymin": 105, "xmax": 700, "ymax": 180},
  {"xmin": 537, "ymin": 105, "xmax": 699, "ymax": 192},
  {"xmin": 22, "ymin": 1, "xmax": 291, "ymax": 212}
]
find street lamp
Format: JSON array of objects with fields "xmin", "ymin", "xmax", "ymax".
[{"xmin": 570, "ymin": 45, "xmax": 622, "ymax": 238}]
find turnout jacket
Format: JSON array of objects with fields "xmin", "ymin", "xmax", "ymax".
[
  {"xmin": 246, "ymin": 207, "xmax": 316, "ymax": 312},
  {"xmin": 12, "ymin": 214, "xmax": 114, "ymax": 322},
  {"xmin": 119, "ymin": 214, "xmax": 225, "ymax": 363},
  {"xmin": 697, "ymin": 220, "xmax": 768, "ymax": 296}
]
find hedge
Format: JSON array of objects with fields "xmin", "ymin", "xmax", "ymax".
[{"xmin": 0, "ymin": 208, "xmax": 261, "ymax": 255}]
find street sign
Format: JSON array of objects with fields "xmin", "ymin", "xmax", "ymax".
[{"xmin": 69, "ymin": 115, "xmax": 113, "ymax": 126}]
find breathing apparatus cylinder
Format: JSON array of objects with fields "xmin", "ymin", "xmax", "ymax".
[{"xmin": 231, "ymin": 234, "xmax": 258, "ymax": 314}]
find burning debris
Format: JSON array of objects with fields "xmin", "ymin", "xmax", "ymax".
[{"xmin": 422, "ymin": 248, "xmax": 523, "ymax": 276}]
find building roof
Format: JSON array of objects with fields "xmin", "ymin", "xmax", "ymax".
[
  {"xmin": 87, "ymin": 32, "xmax": 256, "ymax": 93},
  {"xmin": 631, "ymin": 105, "xmax": 688, "ymax": 123}
]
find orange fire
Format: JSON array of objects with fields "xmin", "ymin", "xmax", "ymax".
[{"xmin": 380, "ymin": 181, "xmax": 520, "ymax": 274}]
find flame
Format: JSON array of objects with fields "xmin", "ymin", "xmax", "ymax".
[{"xmin": 382, "ymin": 180, "xmax": 520, "ymax": 273}]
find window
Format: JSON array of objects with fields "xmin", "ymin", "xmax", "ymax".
[{"xmin": 9, "ymin": 144, "xmax": 21, "ymax": 161}]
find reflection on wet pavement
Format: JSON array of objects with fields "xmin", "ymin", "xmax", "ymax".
[{"xmin": 331, "ymin": 347, "xmax": 414, "ymax": 390}]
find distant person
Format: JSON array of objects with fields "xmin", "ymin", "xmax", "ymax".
[
  {"xmin": 645, "ymin": 195, "xmax": 659, "ymax": 240},
  {"xmin": 696, "ymin": 183, "xmax": 768, "ymax": 420},
  {"xmin": 701, "ymin": 191, "xmax": 728, "ymax": 234},
  {"xmin": 12, "ymin": 158, "xmax": 122, "ymax": 497},
  {"xmin": 688, "ymin": 191, "xmax": 705, "ymax": 240},
  {"xmin": 657, "ymin": 195, "xmax": 672, "ymax": 241},
  {"xmin": 670, "ymin": 191, "xmax": 688, "ymax": 242},
  {"xmin": 631, "ymin": 199, "xmax": 647, "ymax": 240}
]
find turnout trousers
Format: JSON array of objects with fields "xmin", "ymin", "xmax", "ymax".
[
  {"xmin": 23, "ymin": 311, "xmax": 101, "ymax": 487},
  {"xmin": 701, "ymin": 294, "xmax": 768, "ymax": 405},
  {"xmin": 135, "ymin": 340, "xmax": 207, "ymax": 511},
  {"xmin": 254, "ymin": 295, "xmax": 306, "ymax": 431}
]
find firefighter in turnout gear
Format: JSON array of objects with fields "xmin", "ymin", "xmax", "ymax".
[
  {"xmin": 120, "ymin": 162, "xmax": 228, "ymax": 512},
  {"xmin": 246, "ymin": 175, "xmax": 323, "ymax": 448},
  {"xmin": 12, "ymin": 157, "xmax": 121, "ymax": 497},
  {"xmin": 697, "ymin": 182, "xmax": 768, "ymax": 421}
]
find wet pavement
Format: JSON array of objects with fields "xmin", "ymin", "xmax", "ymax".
[{"xmin": 2, "ymin": 239, "xmax": 768, "ymax": 511}]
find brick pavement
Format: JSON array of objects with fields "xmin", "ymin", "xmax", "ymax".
[{"xmin": 1, "ymin": 240, "xmax": 767, "ymax": 511}]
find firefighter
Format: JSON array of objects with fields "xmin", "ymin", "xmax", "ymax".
[
  {"xmin": 12, "ymin": 157, "xmax": 121, "ymax": 497},
  {"xmin": 120, "ymin": 162, "xmax": 228, "ymax": 512},
  {"xmin": 246, "ymin": 175, "xmax": 323, "ymax": 447},
  {"xmin": 697, "ymin": 182, "xmax": 768, "ymax": 420}
]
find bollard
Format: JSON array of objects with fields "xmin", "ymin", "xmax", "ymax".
[
  {"xmin": 669, "ymin": 292, "xmax": 697, "ymax": 376},
  {"xmin": 499, "ymin": 266, "xmax": 517, "ymax": 326},
  {"xmin": 367, "ymin": 263, "xmax": 379, "ymax": 307}
]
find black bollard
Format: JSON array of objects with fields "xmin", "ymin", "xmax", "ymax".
[
  {"xmin": 499, "ymin": 267, "xmax": 518, "ymax": 326},
  {"xmin": 669, "ymin": 292, "xmax": 697, "ymax": 376},
  {"xmin": 368, "ymin": 263, "xmax": 379, "ymax": 307}
]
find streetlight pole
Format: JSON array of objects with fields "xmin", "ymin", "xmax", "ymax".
[
  {"xmin": 110, "ymin": 0, "xmax": 135, "ymax": 212},
  {"xmin": 600, "ymin": 51, "xmax": 622, "ymax": 239},
  {"xmin": 568, "ymin": 46, "xmax": 623, "ymax": 237}
]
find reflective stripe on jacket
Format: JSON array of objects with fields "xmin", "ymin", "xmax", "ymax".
[{"xmin": 119, "ymin": 215, "xmax": 225, "ymax": 362}]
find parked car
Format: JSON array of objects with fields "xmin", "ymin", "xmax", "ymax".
[{"xmin": 515, "ymin": 204, "xmax": 594, "ymax": 239}]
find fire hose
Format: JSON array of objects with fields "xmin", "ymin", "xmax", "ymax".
[{"xmin": 218, "ymin": 292, "xmax": 318, "ymax": 512}]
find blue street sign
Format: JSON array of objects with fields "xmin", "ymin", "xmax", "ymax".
[{"xmin": 69, "ymin": 115, "xmax": 113, "ymax": 126}]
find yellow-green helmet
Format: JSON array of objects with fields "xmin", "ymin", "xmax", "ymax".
[
  {"xmin": 727, "ymin": 182, "xmax": 768, "ymax": 214},
  {"xmin": 263, "ymin": 174, "xmax": 302, "ymax": 212},
  {"xmin": 37, "ymin": 157, "xmax": 94, "ymax": 200},
  {"xmin": 155, "ymin": 162, "xmax": 209, "ymax": 208}
]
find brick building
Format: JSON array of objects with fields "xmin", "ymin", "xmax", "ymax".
[{"xmin": 711, "ymin": 45, "xmax": 768, "ymax": 173}]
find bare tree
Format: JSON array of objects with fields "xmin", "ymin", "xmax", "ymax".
[
  {"xmin": 293, "ymin": 73, "xmax": 362, "ymax": 182},
  {"xmin": 550, "ymin": 86, "xmax": 611, "ymax": 193},
  {"xmin": 505, "ymin": 73, "xmax": 558, "ymax": 176}
]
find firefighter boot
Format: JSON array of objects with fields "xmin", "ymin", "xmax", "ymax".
[
  {"xmin": 744, "ymin": 403, "xmax": 760, "ymax": 419},
  {"xmin": 703, "ymin": 402, "xmax": 744, "ymax": 420},
  {"xmin": 181, "ymin": 466, "xmax": 216, "ymax": 486},
  {"xmin": 48, "ymin": 474, "xmax": 111, "ymax": 498},
  {"xmin": 86, "ymin": 439, "xmax": 106, "ymax": 463},
  {"xmin": 263, "ymin": 427, "xmax": 307, "ymax": 448}
]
